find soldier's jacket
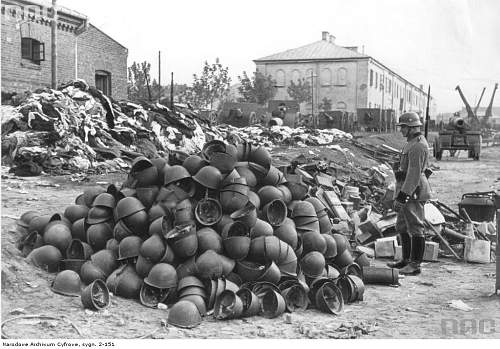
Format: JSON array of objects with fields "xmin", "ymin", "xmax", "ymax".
[{"xmin": 394, "ymin": 133, "xmax": 432, "ymax": 201}]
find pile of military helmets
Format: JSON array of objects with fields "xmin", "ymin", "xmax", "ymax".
[{"xmin": 15, "ymin": 140, "xmax": 364, "ymax": 329}]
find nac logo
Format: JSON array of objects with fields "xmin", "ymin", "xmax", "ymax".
[{"xmin": 441, "ymin": 319, "xmax": 497, "ymax": 335}]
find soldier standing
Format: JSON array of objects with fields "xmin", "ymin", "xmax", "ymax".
[{"xmin": 388, "ymin": 112, "xmax": 432, "ymax": 275}]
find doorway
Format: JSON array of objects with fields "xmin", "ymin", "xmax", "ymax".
[{"xmin": 95, "ymin": 70, "xmax": 111, "ymax": 96}]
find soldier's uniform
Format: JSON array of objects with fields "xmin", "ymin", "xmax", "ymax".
[
  {"xmin": 394, "ymin": 133, "xmax": 432, "ymax": 237},
  {"xmin": 389, "ymin": 112, "xmax": 432, "ymax": 275}
]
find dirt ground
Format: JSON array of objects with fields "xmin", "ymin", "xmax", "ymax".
[{"xmin": 1, "ymin": 137, "xmax": 499, "ymax": 339}]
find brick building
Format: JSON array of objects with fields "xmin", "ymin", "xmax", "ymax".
[
  {"xmin": 1, "ymin": 0, "xmax": 128, "ymax": 99},
  {"xmin": 254, "ymin": 31, "xmax": 436, "ymax": 122}
]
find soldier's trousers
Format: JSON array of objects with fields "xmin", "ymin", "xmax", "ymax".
[{"xmin": 395, "ymin": 200, "xmax": 425, "ymax": 237}]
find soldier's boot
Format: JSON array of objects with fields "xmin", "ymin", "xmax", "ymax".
[
  {"xmin": 399, "ymin": 236, "xmax": 425, "ymax": 275},
  {"xmin": 387, "ymin": 233, "xmax": 411, "ymax": 269}
]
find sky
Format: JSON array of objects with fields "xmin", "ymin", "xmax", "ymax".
[{"xmin": 56, "ymin": 0, "xmax": 500, "ymax": 113}]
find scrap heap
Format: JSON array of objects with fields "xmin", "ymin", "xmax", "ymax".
[
  {"xmin": 1, "ymin": 80, "xmax": 218, "ymax": 176},
  {"xmin": 13, "ymin": 139, "xmax": 403, "ymax": 329}
]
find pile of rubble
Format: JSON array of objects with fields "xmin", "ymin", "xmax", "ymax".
[
  {"xmin": 13, "ymin": 139, "xmax": 408, "ymax": 329},
  {"xmin": 1, "ymin": 80, "xmax": 220, "ymax": 176},
  {"xmin": 218, "ymin": 124, "xmax": 353, "ymax": 148},
  {"xmin": 1, "ymin": 79, "xmax": 397, "ymax": 178}
]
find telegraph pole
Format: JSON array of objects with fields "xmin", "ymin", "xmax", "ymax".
[
  {"xmin": 51, "ymin": 0, "xmax": 58, "ymax": 88},
  {"xmin": 158, "ymin": 51, "xmax": 161, "ymax": 102},
  {"xmin": 311, "ymin": 70, "xmax": 314, "ymax": 127}
]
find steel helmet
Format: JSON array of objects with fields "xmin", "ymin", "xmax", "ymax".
[
  {"xmin": 115, "ymin": 197, "xmax": 146, "ymax": 221},
  {"xmin": 235, "ymin": 166, "xmax": 258, "ymax": 188},
  {"xmin": 135, "ymin": 255, "xmax": 155, "ymax": 278},
  {"xmin": 115, "ymin": 264, "xmax": 143, "ymax": 299},
  {"xmin": 193, "ymin": 166, "xmax": 222, "ymax": 190},
  {"xmin": 86, "ymin": 222, "xmax": 113, "ymax": 252},
  {"xmin": 90, "ymin": 250, "xmax": 117, "ymax": 277},
  {"xmin": 19, "ymin": 211, "xmax": 39, "ymax": 228},
  {"xmin": 140, "ymin": 282, "xmax": 171, "ymax": 308},
  {"xmin": 28, "ymin": 214, "xmax": 51, "ymax": 234},
  {"xmin": 50, "ymin": 270, "xmax": 82, "ymax": 296},
  {"xmin": 80, "ymin": 260, "xmax": 107, "ymax": 284},
  {"xmin": 27, "ymin": 245, "xmax": 62, "ymax": 273},
  {"xmin": 257, "ymin": 186, "xmax": 284, "ymax": 207},
  {"xmin": 144, "ymin": 263, "xmax": 178, "ymax": 289},
  {"xmin": 322, "ymin": 233, "xmax": 338, "ymax": 259},
  {"xmin": 196, "ymin": 227, "xmax": 223, "ymax": 254},
  {"xmin": 164, "ymin": 165, "xmax": 191, "ymax": 186},
  {"xmin": 44, "ymin": 221, "xmax": 73, "ymax": 255},
  {"xmin": 86, "ymin": 206, "xmax": 113, "ymax": 225},
  {"xmin": 140, "ymin": 234, "xmax": 166, "ymax": 263},
  {"xmin": 82, "ymin": 186, "xmax": 107, "ymax": 207},
  {"xmin": 136, "ymin": 186, "xmax": 160, "ymax": 210},
  {"xmin": 81, "ymin": 279, "xmax": 110, "ymax": 310},
  {"xmin": 92, "ymin": 193, "xmax": 116, "ymax": 209},
  {"xmin": 302, "ymin": 231, "xmax": 327, "ymax": 254},
  {"xmin": 117, "ymin": 236, "xmax": 143, "ymax": 260},
  {"xmin": 182, "ymin": 155, "xmax": 209, "ymax": 176},
  {"xmin": 300, "ymin": 251, "xmax": 326, "ymax": 278},
  {"xmin": 64, "ymin": 205, "xmax": 90, "ymax": 223},
  {"xmin": 122, "ymin": 210, "xmax": 149, "ymax": 236},
  {"xmin": 66, "ymin": 239, "xmax": 93, "ymax": 260},
  {"xmin": 167, "ymin": 300, "xmax": 202, "ymax": 328},
  {"xmin": 195, "ymin": 197, "xmax": 222, "ymax": 226},
  {"xmin": 180, "ymin": 294, "xmax": 207, "ymax": 316},
  {"xmin": 396, "ymin": 112, "xmax": 422, "ymax": 127},
  {"xmin": 209, "ymin": 152, "xmax": 236, "ymax": 174},
  {"xmin": 273, "ymin": 218, "xmax": 298, "ymax": 249},
  {"xmin": 214, "ymin": 290, "xmax": 243, "ymax": 320},
  {"xmin": 71, "ymin": 218, "xmax": 87, "ymax": 242},
  {"xmin": 195, "ymin": 250, "xmax": 223, "ymax": 279}
]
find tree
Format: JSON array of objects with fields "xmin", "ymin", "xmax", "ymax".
[
  {"xmin": 319, "ymin": 97, "xmax": 332, "ymax": 112},
  {"xmin": 128, "ymin": 61, "xmax": 153, "ymax": 101},
  {"xmin": 237, "ymin": 71, "xmax": 277, "ymax": 105},
  {"xmin": 287, "ymin": 78, "xmax": 312, "ymax": 104},
  {"xmin": 184, "ymin": 58, "xmax": 231, "ymax": 110}
]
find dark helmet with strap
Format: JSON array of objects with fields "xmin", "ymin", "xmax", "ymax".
[{"xmin": 396, "ymin": 112, "xmax": 422, "ymax": 127}]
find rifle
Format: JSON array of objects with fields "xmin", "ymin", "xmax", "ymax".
[{"xmin": 424, "ymin": 85, "xmax": 431, "ymax": 139}]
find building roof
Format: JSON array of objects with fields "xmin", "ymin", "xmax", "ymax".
[
  {"xmin": 254, "ymin": 34, "xmax": 431, "ymax": 97},
  {"xmin": 254, "ymin": 40, "xmax": 368, "ymax": 62}
]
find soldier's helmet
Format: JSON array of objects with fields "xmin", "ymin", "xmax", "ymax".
[{"xmin": 396, "ymin": 112, "xmax": 422, "ymax": 127}]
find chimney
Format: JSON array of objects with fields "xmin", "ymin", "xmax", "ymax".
[
  {"xmin": 322, "ymin": 31, "xmax": 329, "ymax": 41},
  {"xmin": 329, "ymin": 35, "xmax": 336, "ymax": 44}
]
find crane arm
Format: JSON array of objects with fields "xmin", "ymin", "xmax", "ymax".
[{"xmin": 485, "ymin": 83, "xmax": 498, "ymax": 118}]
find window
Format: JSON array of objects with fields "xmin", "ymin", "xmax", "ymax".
[
  {"xmin": 336, "ymin": 68, "xmax": 347, "ymax": 85},
  {"xmin": 370, "ymin": 70, "xmax": 373, "ymax": 86},
  {"xmin": 292, "ymin": 69, "xmax": 301, "ymax": 83},
  {"xmin": 95, "ymin": 70, "xmax": 112, "ymax": 96},
  {"xmin": 375, "ymin": 72, "xmax": 378, "ymax": 88},
  {"xmin": 21, "ymin": 37, "xmax": 45, "ymax": 64},
  {"xmin": 389, "ymin": 80, "xmax": 392, "ymax": 93},
  {"xmin": 276, "ymin": 70, "xmax": 286, "ymax": 87},
  {"xmin": 369, "ymin": 102, "xmax": 372, "ymax": 108},
  {"xmin": 320, "ymin": 68, "xmax": 332, "ymax": 86}
]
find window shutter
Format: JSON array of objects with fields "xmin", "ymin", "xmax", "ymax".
[{"xmin": 21, "ymin": 38, "xmax": 32, "ymax": 59}]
